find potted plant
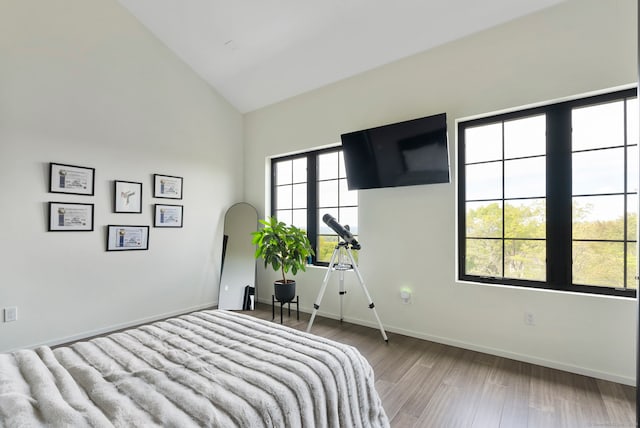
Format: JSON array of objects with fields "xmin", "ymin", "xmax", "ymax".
[{"xmin": 252, "ymin": 216, "xmax": 314, "ymax": 303}]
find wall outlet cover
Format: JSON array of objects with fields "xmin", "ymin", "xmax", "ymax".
[{"xmin": 4, "ymin": 307, "xmax": 17, "ymax": 322}]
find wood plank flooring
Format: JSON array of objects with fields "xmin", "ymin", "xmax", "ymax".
[{"xmin": 247, "ymin": 303, "xmax": 636, "ymax": 428}]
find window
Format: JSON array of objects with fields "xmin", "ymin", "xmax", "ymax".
[
  {"xmin": 272, "ymin": 147, "xmax": 358, "ymax": 266},
  {"xmin": 458, "ymin": 88, "xmax": 638, "ymax": 297},
  {"xmin": 273, "ymin": 156, "xmax": 308, "ymax": 230}
]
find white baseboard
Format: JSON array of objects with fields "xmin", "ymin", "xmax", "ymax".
[
  {"xmin": 257, "ymin": 297, "xmax": 635, "ymax": 386},
  {"xmin": 11, "ymin": 302, "xmax": 217, "ymax": 352},
  {"xmin": 384, "ymin": 324, "xmax": 635, "ymax": 387}
]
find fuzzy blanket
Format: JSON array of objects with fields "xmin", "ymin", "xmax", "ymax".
[{"xmin": 0, "ymin": 310, "xmax": 389, "ymax": 427}]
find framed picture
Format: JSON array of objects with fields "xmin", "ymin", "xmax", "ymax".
[
  {"xmin": 49, "ymin": 163, "xmax": 95, "ymax": 196},
  {"xmin": 114, "ymin": 180, "xmax": 142, "ymax": 213},
  {"xmin": 154, "ymin": 204, "xmax": 183, "ymax": 228},
  {"xmin": 106, "ymin": 225, "xmax": 149, "ymax": 251},
  {"xmin": 48, "ymin": 202, "xmax": 94, "ymax": 231},
  {"xmin": 153, "ymin": 174, "xmax": 183, "ymax": 199}
]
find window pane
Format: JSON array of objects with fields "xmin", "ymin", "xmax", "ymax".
[
  {"xmin": 339, "ymin": 152, "xmax": 347, "ymax": 178},
  {"xmin": 318, "ymin": 180, "xmax": 339, "ymax": 207},
  {"xmin": 572, "ymin": 148, "xmax": 624, "ymax": 195},
  {"xmin": 275, "ymin": 160, "xmax": 292, "ymax": 185},
  {"xmin": 465, "ymin": 161, "xmax": 502, "ymax": 200},
  {"xmin": 573, "ymin": 195, "xmax": 624, "ymax": 240},
  {"xmin": 505, "ymin": 199, "xmax": 545, "ymax": 239},
  {"xmin": 465, "ymin": 239, "xmax": 503, "ymax": 277},
  {"xmin": 275, "ymin": 210, "xmax": 292, "ymax": 225},
  {"xmin": 504, "ymin": 240, "xmax": 546, "ymax": 281},
  {"xmin": 572, "ymin": 100, "xmax": 624, "ymax": 151},
  {"xmin": 276, "ymin": 185, "xmax": 292, "ymax": 209},
  {"xmin": 628, "ymin": 194, "xmax": 638, "ymax": 241},
  {"xmin": 292, "ymin": 209, "xmax": 307, "ymax": 231},
  {"xmin": 573, "ymin": 241, "xmax": 624, "ymax": 288},
  {"xmin": 292, "ymin": 183, "xmax": 306, "ymax": 209},
  {"xmin": 292, "ymin": 157, "xmax": 307, "ymax": 183},
  {"xmin": 339, "ymin": 207, "xmax": 358, "ymax": 234},
  {"xmin": 504, "ymin": 114, "xmax": 546, "ymax": 159},
  {"xmin": 628, "ymin": 98, "xmax": 638, "ymax": 148},
  {"xmin": 318, "ymin": 152, "xmax": 339, "ymax": 180},
  {"xmin": 628, "ymin": 145, "xmax": 638, "ymax": 193},
  {"xmin": 317, "ymin": 235, "xmax": 338, "ymax": 263},
  {"xmin": 465, "ymin": 123, "xmax": 502, "ymax": 163},
  {"xmin": 504, "ymin": 157, "xmax": 545, "ymax": 199},
  {"xmin": 319, "ymin": 207, "xmax": 338, "ymax": 234},
  {"xmin": 466, "ymin": 201, "xmax": 502, "ymax": 238},
  {"xmin": 339, "ymin": 178, "xmax": 358, "ymax": 206},
  {"xmin": 627, "ymin": 243, "xmax": 637, "ymax": 289}
]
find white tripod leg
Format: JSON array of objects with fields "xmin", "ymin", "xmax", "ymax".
[
  {"xmin": 339, "ymin": 268, "xmax": 345, "ymax": 322},
  {"xmin": 346, "ymin": 248, "xmax": 389, "ymax": 342},
  {"xmin": 306, "ymin": 246, "xmax": 339, "ymax": 333}
]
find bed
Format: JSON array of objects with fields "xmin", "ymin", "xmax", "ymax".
[{"xmin": 0, "ymin": 310, "xmax": 389, "ymax": 427}]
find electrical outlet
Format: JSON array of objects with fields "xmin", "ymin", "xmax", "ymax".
[
  {"xmin": 4, "ymin": 307, "xmax": 17, "ymax": 322},
  {"xmin": 524, "ymin": 311, "xmax": 535, "ymax": 326}
]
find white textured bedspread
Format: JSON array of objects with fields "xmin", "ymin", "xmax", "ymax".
[{"xmin": 0, "ymin": 310, "xmax": 389, "ymax": 427}]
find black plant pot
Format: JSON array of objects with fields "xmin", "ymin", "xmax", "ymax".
[{"xmin": 274, "ymin": 280, "xmax": 296, "ymax": 303}]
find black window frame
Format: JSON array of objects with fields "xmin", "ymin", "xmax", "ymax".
[
  {"xmin": 271, "ymin": 146, "xmax": 356, "ymax": 267},
  {"xmin": 458, "ymin": 88, "xmax": 638, "ymax": 298}
]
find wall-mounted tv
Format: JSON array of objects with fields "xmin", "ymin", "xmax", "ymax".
[{"xmin": 340, "ymin": 113, "xmax": 450, "ymax": 190}]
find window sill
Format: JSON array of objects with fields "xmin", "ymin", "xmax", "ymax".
[{"xmin": 455, "ymin": 278, "xmax": 636, "ymax": 300}]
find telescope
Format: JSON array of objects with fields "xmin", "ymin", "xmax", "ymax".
[
  {"xmin": 309, "ymin": 214, "xmax": 387, "ymax": 342},
  {"xmin": 322, "ymin": 214, "xmax": 361, "ymax": 250}
]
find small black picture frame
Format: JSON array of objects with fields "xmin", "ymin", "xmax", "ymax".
[
  {"xmin": 106, "ymin": 225, "xmax": 149, "ymax": 251},
  {"xmin": 154, "ymin": 204, "xmax": 183, "ymax": 228},
  {"xmin": 49, "ymin": 163, "xmax": 95, "ymax": 196},
  {"xmin": 153, "ymin": 174, "xmax": 183, "ymax": 199},
  {"xmin": 48, "ymin": 202, "xmax": 94, "ymax": 231},
  {"xmin": 114, "ymin": 180, "xmax": 143, "ymax": 213}
]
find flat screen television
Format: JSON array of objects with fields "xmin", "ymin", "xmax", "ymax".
[{"xmin": 340, "ymin": 113, "xmax": 450, "ymax": 190}]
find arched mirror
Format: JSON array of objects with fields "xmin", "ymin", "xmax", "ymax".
[{"xmin": 218, "ymin": 202, "xmax": 258, "ymax": 310}]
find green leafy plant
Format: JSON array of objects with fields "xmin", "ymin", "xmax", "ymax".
[{"xmin": 252, "ymin": 216, "xmax": 314, "ymax": 284}]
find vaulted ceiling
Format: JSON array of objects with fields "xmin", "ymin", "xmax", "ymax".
[{"xmin": 118, "ymin": 0, "xmax": 566, "ymax": 113}]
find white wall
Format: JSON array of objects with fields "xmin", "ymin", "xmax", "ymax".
[
  {"xmin": 0, "ymin": 0, "xmax": 243, "ymax": 351},
  {"xmin": 244, "ymin": 0, "xmax": 638, "ymax": 384}
]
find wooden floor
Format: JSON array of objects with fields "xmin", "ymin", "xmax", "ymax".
[{"xmin": 248, "ymin": 303, "xmax": 636, "ymax": 428}]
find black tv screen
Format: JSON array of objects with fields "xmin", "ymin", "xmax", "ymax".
[{"xmin": 340, "ymin": 113, "xmax": 450, "ymax": 190}]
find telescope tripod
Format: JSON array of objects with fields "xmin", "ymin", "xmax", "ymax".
[{"xmin": 306, "ymin": 241, "xmax": 388, "ymax": 342}]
